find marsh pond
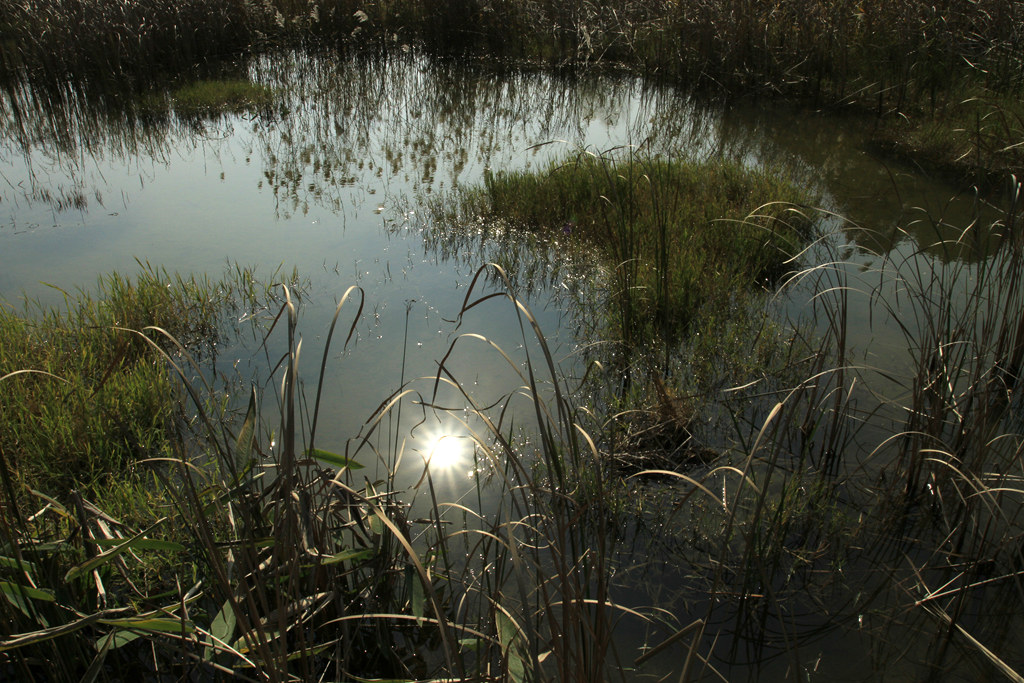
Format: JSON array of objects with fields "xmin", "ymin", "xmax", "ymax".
[{"xmin": 3, "ymin": 51, "xmax": 1023, "ymax": 681}]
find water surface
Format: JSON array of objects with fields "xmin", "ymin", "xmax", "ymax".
[{"xmin": 2, "ymin": 51, "xmax": 1017, "ymax": 679}]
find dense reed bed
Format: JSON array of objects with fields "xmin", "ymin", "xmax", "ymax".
[
  {"xmin": 5, "ymin": 0, "xmax": 1022, "ymax": 92},
  {"xmin": 2, "ymin": 1, "xmax": 1022, "ymax": 177},
  {"xmin": 0, "ymin": 0, "xmax": 264, "ymax": 86}
]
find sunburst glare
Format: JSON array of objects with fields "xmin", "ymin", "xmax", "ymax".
[{"xmin": 419, "ymin": 427, "xmax": 472, "ymax": 474}]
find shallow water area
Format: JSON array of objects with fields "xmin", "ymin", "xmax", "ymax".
[{"xmin": 2, "ymin": 50, "xmax": 1021, "ymax": 680}]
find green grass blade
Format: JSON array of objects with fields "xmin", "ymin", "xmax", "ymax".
[
  {"xmin": 235, "ymin": 384, "xmax": 258, "ymax": 467},
  {"xmin": 322, "ymin": 548, "xmax": 375, "ymax": 565},
  {"xmin": 0, "ymin": 582, "xmax": 55, "ymax": 603},
  {"xmin": 92, "ymin": 538, "xmax": 184, "ymax": 552},
  {"xmin": 64, "ymin": 520, "xmax": 167, "ymax": 583},
  {"xmin": 97, "ymin": 617, "xmax": 196, "ymax": 650},
  {"xmin": 307, "ymin": 448, "xmax": 364, "ymax": 470}
]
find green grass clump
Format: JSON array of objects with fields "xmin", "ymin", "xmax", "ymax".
[
  {"xmin": 0, "ymin": 265, "xmax": 262, "ymax": 514},
  {"xmin": 137, "ymin": 78, "xmax": 278, "ymax": 117},
  {"xmin": 873, "ymin": 91, "xmax": 1024, "ymax": 184},
  {"xmin": 0, "ymin": 265, "xmax": 322, "ymax": 679},
  {"xmin": 463, "ymin": 152, "xmax": 816, "ymax": 343},
  {"xmin": 167, "ymin": 78, "xmax": 277, "ymax": 115}
]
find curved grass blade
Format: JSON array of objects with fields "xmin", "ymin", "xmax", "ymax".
[
  {"xmin": 64, "ymin": 519, "xmax": 168, "ymax": 583},
  {"xmin": 307, "ymin": 448, "xmax": 364, "ymax": 470}
]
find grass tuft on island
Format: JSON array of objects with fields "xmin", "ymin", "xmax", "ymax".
[
  {"xmin": 450, "ymin": 151, "xmax": 818, "ymax": 344},
  {"xmin": 136, "ymin": 78, "xmax": 279, "ymax": 116},
  {"xmin": 167, "ymin": 78, "xmax": 278, "ymax": 115}
]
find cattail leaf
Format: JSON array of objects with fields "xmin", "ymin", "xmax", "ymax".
[
  {"xmin": 64, "ymin": 521, "xmax": 168, "ymax": 583},
  {"xmin": 307, "ymin": 447, "xmax": 364, "ymax": 470},
  {"xmin": 323, "ymin": 548, "xmax": 375, "ymax": 565},
  {"xmin": 235, "ymin": 385, "xmax": 258, "ymax": 464}
]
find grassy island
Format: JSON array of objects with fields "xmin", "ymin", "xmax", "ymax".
[{"xmin": 460, "ymin": 153, "xmax": 816, "ymax": 341}]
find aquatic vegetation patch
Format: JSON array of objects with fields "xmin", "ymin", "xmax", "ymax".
[
  {"xmin": 136, "ymin": 78, "xmax": 278, "ymax": 116},
  {"xmin": 872, "ymin": 91, "xmax": 1024, "ymax": 185},
  {"xmin": 0, "ymin": 264, "xmax": 285, "ymax": 512},
  {"xmin": 167, "ymin": 78, "xmax": 278, "ymax": 115},
  {"xmin": 459, "ymin": 151, "xmax": 818, "ymax": 343},
  {"xmin": 438, "ymin": 151, "xmax": 822, "ymax": 474}
]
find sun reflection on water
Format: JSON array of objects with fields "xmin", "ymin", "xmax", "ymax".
[{"xmin": 420, "ymin": 429, "xmax": 473, "ymax": 475}]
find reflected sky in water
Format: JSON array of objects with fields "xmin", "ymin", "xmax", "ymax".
[
  {"xmin": 3, "ymin": 51, "xmax": 1022, "ymax": 682},
  {"xmin": 0, "ymin": 51, "xmax": 1008, "ymax": 503}
]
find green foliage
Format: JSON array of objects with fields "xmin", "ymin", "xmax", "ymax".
[
  {"xmin": 166, "ymin": 78, "xmax": 278, "ymax": 115},
  {"xmin": 0, "ymin": 264, "xmax": 278, "ymax": 511},
  {"xmin": 467, "ymin": 151, "xmax": 816, "ymax": 343},
  {"xmin": 3, "ymin": 278, "xmax": 178, "ymax": 506}
]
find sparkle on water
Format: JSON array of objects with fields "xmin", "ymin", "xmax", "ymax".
[{"xmin": 419, "ymin": 427, "xmax": 473, "ymax": 474}]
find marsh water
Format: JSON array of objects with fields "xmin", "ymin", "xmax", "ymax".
[
  {"xmin": 1, "ymin": 52, "xmax": 994, "ymax": 420},
  {"xmin": 2, "ymin": 51, "xmax": 1016, "ymax": 679}
]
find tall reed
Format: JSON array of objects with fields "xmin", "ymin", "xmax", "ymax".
[
  {"xmin": 650, "ymin": 177, "xmax": 1024, "ymax": 679},
  {"xmin": 5, "ymin": 0, "xmax": 1021, "ymax": 105},
  {"xmin": 3, "ymin": 0, "xmax": 1019, "ymax": 181}
]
